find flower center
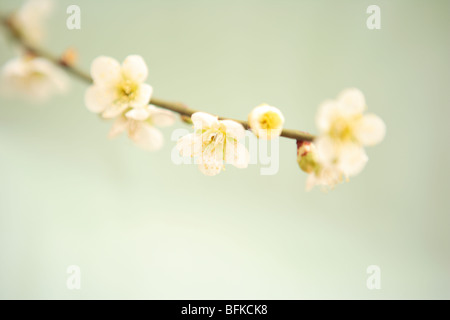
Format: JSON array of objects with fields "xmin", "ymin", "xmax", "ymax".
[
  {"xmin": 328, "ymin": 115, "xmax": 361, "ymax": 142},
  {"xmin": 21, "ymin": 71, "xmax": 46, "ymax": 86},
  {"xmin": 204, "ymin": 129, "xmax": 225, "ymax": 145},
  {"xmin": 29, "ymin": 71, "xmax": 46, "ymax": 79},
  {"xmin": 117, "ymin": 78, "xmax": 138, "ymax": 102},
  {"xmin": 259, "ymin": 111, "xmax": 282, "ymax": 130},
  {"xmin": 199, "ymin": 126, "xmax": 227, "ymax": 159}
]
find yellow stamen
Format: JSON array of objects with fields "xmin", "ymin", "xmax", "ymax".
[
  {"xmin": 259, "ymin": 111, "xmax": 282, "ymax": 130},
  {"xmin": 116, "ymin": 78, "xmax": 138, "ymax": 102}
]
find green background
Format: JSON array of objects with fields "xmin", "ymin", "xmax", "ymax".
[{"xmin": 0, "ymin": 0, "xmax": 449, "ymax": 299}]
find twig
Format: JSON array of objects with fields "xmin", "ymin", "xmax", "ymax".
[{"xmin": 1, "ymin": 13, "xmax": 315, "ymax": 142}]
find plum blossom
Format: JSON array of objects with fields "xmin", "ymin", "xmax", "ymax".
[
  {"xmin": 314, "ymin": 88, "xmax": 385, "ymax": 178},
  {"xmin": 248, "ymin": 104, "xmax": 284, "ymax": 139},
  {"xmin": 297, "ymin": 141, "xmax": 344, "ymax": 191},
  {"xmin": 0, "ymin": 55, "xmax": 68, "ymax": 101},
  {"xmin": 109, "ymin": 105, "xmax": 175, "ymax": 151},
  {"xmin": 177, "ymin": 112, "xmax": 249, "ymax": 176},
  {"xmin": 297, "ymin": 88, "xmax": 385, "ymax": 190},
  {"xmin": 12, "ymin": 0, "xmax": 54, "ymax": 46},
  {"xmin": 85, "ymin": 55, "xmax": 153, "ymax": 119}
]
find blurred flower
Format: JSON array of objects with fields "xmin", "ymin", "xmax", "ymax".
[
  {"xmin": 248, "ymin": 104, "xmax": 284, "ymax": 139},
  {"xmin": 0, "ymin": 55, "xmax": 68, "ymax": 101},
  {"xmin": 306, "ymin": 164, "xmax": 343, "ymax": 191},
  {"xmin": 314, "ymin": 135, "xmax": 369, "ymax": 178},
  {"xmin": 12, "ymin": 0, "xmax": 54, "ymax": 46},
  {"xmin": 177, "ymin": 112, "xmax": 249, "ymax": 176},
  {"xmin": 297, "ymin": 141, "xmax": 343, "ymax": 191},
  {"xmin": 85, "ymin": 55, "xmax": 153, "ymax": 119},
  {"xmin": 317, "ymin": 88, "xmax": 385, "ymax": 147},
  {"xmin": 315, "ymin": 88, "xmax": 385, "ymax": 177},
  {"xmin": 109, "ymin": 105, "xmax": 175, "ymax": 151}
]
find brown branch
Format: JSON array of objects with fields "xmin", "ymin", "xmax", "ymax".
[{"xmin": 1, "ymin": 13, "xmax": 315, "ymax": 142}]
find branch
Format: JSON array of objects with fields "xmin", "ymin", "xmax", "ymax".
[{"xmin": 1, "ymin": 13, "xmax": 315, "ymax": 142}]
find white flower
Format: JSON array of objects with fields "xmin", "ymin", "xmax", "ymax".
[
  {"xmin": 314, "ymin": 135, "xmax": 369, "ymax": 178},
  {"xmin": 297, "ymin": 141, "xmax": 343, "ymax": 191},
  {"xmin": 13, "ymin": 0, "xmax": 54, "ymax": 46},
  {"xmin": 306, "ymin": 165, "xmax": 343, "ymax": 191},
  {"xmin": 108, "ymin": 105, "xmax": 175, "ymax": 151},
  {"xmin": 0, "ymin": 55, "xmax": 68, "ymax": 101},
  {"xmin": 85, "ymin": 55, "xmax": 153, "ymax": 119},
  {"xmin": 177, "ymin": 112, "xmax": 250, "ymax": 176},
  {"xmin": 248, "ymin": 104, "xmax": 284, "ymax": 139},
  {"xmin": 317, "ymin": 88, "xmax": 385, "ymax": 146},
  {"xmin": 315, "ymin": 88, "xmax": 385, "ymax": 177}
]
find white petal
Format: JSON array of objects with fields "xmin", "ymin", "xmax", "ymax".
[
  {"xmin": 248, "ymin": 111, "xmax": 261, "ymax": 132},
  {"xmin": 31, "ymin": 77, "xmax": 54, "ymax": 100},
  {"xmin": 23, "ymin": 78, "xmax": 53, "ymax": 101},
  {"xmin": 20, "ymin": 24, "xmax": 44, "ymax": 46},
  {"xmin": 16, "ymin": 0, "xmax": 53, "ymax": 45},
  {"xmin": 199, "ymin": 143, "xmax": 224, "ymax": 164},
  {"xmin": 191, "ymin": 112, "xmax": 218, "ymax": 130},
  {"xmin": 337, "ymin": 88, "xmax": 366, "ymax": 116},
  {"xmin": 316, "ymin": 100, "xmax": 339, "ymax": 133},
  {"xmin": 129, "ymin": 124, "xmax": 164, "ymax": 151},
  {"xmin": 147, "ymin": 105, "xmax": 176, "ymax": 127},
  {"xmin": 197, "ymin": 148, "xmax": 224, "ymax": 176},
  {"xmin": 177, "ymin": 133, "xmax": 202, "ymax": 157},
  {"xmin": 19, "ymin": 0, "xmax": 53, "ymax": 19},
  {"xmin": 225, "ymin": 140, "xmax": 249, "ymax": 169},
  {"xmin": 91, "ymin": 56, "xmax": 121, "ymax": 86},
  {"xmin": 85, "ymin": 85, "xmax": 115, "ymax": 114},
  {"xmin": 306, "ymin": 174, "xmax": 318, "ymax": 191},
  {"xmin": 48, "ymin": 67, "xmax": 69, "ymax": 92},
  {"xmin": 315, "ymin": 136, "xmax": 337, "ymax": 165},
  {"xmin": 311, "ymin": 166, "xmax": 343, "ymax": 191},
  {"xmin": 354, "ymin": 114, "xmax": 386, "ymax": 146},
  {"xmin": 108, "ymin": 116, "xmax": 128, "ymax": 138},
  {"xmin": 101, "ymin": 103, "xmax": 128, "ymax": 119},
  {"xmin": 130, "ymin": 83, "xmax": 152, "ymax": 108},
  {"xmin": 221, "ymin": 120, "xmax": 246, "ymax": 140},
  {"xmin": 2, "ymin": 57, "xmax": 26, "ymax": 77},
  {"xmin": 337, "ymin": 143, "xmax": 368, "ymax": 177},
  {"xmin": 198, "ymin": 162, "xmax": 223, "ymax": 176},
  {"xmin": 125, "ymin": 108, "xmax": 150, "ymax": 121},
  {"xmin": 33, "ymin": 58, "xmax": 69, "ymax": 92},
  {"xmin": 122, "ymin": 55, "xmax": 148, "ymax": 83}
]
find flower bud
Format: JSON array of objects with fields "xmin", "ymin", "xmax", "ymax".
[
  {"xmin": 248, "ymin": 104, "xmax": 284, "ymax": 139},
  {"xmin": 60, "ymin": 47, "xmax": 78, "ymax": 67},
  {"xmin": 297, "ymin": 141, "xmax": 318, "ymax": 174}
]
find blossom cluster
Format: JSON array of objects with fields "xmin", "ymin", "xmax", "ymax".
[
  {"xmin": 297, "ymin": 88, "xmax": 385, "ymax": 190},
  {"xmin": 0, "ymin": 0, "xmax": 68, "ymax": 102},
  {"xmin": 0, "ymin": 0, "xmax": 386, "ymax": 191},
  {"xmin": 85, "ymin": 55, "xmax": 175, "ymax": 151}
]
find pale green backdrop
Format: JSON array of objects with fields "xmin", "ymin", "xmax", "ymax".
[{"xmin": 0, "ymin": 0, "xmax": 449, "ymax": 299}]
